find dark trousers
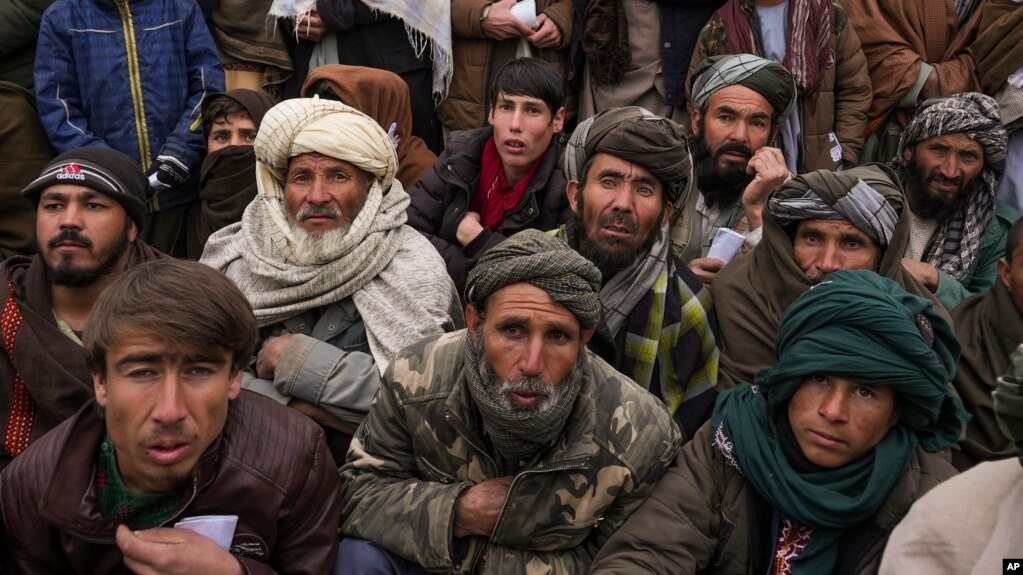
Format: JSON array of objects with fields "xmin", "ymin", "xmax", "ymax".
[{"xmin": 335, "ymin": 538, "xmax": 431, "ymax": 575}]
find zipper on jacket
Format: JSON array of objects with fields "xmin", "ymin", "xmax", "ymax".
[{"xmin": 114, "ymin": 0, "xmax": 151, "ymax": 171}]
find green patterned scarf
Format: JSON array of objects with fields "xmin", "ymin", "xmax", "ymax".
[{"xmin": 96, "ymin": 435, "xmax": 184, "ymax": 530}]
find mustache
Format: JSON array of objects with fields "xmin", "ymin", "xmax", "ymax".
[
  {"xmin": 137, "ymin": 422, "xmax": 195, "ymax": 447},
  {"xmin": 596, "ymin": 210, "xmax": 639, "ymax": 233},
  {"xmin": 48, "ymin": 229, "xmax": 92, "ymax": 249},
  {"xmin": 296, "ymin": 205, "xmax": 341, "ymax": 221},
  {"xmin": 927, "ymin": 171, "xmax": 964, "ymax": 188},
  {"xmin": 714, "ymin": 142, "xmax": 754, "ymax": 162}
]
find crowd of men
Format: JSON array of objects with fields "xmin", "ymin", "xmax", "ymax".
[{"xmin": 1, "ymin": 0, "xmax": 1023, "ymax": 573}]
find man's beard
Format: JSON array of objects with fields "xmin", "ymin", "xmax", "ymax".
[
  {"xmin": 692, "ymin": 130, "xmax": 754, "ymax": 209},
  {"xmin": 572, "ymin": 193, "xmax": 660, "ymax": 283},
  {"xmin": 475, "ymin": 328, "xmax": 584, "ymax": 415},
  {"xmin": 287, "ymin": 204, "xmax": 358, "ymax": 262},
  {"xmin": 904, "ymin": 156, "xmax": 978, "ymax": 221},
  {"xmin": 44, "ymin": 225, "xmax": 131, "ymax": 287}
]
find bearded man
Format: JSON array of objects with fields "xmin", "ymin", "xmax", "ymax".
[
  {"xmin": 713, "ymin": 164, "xmax": 941, "ymax": 388},
  {"xmin": 0, "ymin": 147, "xmax": 162, "ymax": 470},
  {"xmin": 558, "ymin": 106, "xmax": 720, "ymax": 440},
  {"xmin": 669, "ymin": 54, "xmax": 797, "ymax": 285},
  {"xmin": 894, "ymin": 92, "xmax": 1019, "ymax": 310},
  {"xmin": 338, "ymin": 229, "xmax": 680, "ymax": 574},
  {"xmin": 201, "ymin": 98, "xmax": 461, "ymax": 462}
]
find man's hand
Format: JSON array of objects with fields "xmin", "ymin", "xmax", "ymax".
[
  {"xmin": 116, "ymin": 525, "xmax": 243, "ymax": 575},
  {"xmin": 255, "ymin": 334, "xmax": 293, "ymax": 380},
  {"xmin": 295, "ymin": 8, "xmax": 326, "ymax": 42},
  {"xmin": 457, "ymin": 211, "xmax": 485, "ymax": 247},
  {"xmin": 688, "ymin": 257, "xmax": 727, "ymax": 287},
  {"xmin": 920, "ymin": 69, "xmax": 940, "ymax": 101},
  {"xmin": 901, "ymin": 258, "xmax": 940, "ymax": 291},
  {"xmin": 481, "ymin": 0, "xmax": 535, "ymax": 40},
  {"xmin": 528, "ymin": 13, "xmax": 562, "ymax": 49},
  {"xmin": 453, "ymin": 476, "xmax": 513, "ymax": 538},
  {"xmin": 741, "ymin": 146, "xmax": 790, "ymax": 230}
]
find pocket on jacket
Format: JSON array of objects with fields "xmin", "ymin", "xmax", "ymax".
[
  {"xmin": 711, "ymin": 506, "xmax": 736, "ymax": 567},
  {"xmin": 415, "ymin": 455, "xmax": 455, "ymax": 483},
  {"xmin": 528, "ymin": 521, "xmax": 596, "ymax": 550}
]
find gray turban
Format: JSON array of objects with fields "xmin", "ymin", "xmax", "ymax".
[
  {"xmin": 690, "ymin": 54, "xmax": 798, "ymax": 120},
  {"xmin": 562, "ymin": 106, "xmax": 691, "ymax": 204},
  {"xmin": 893, "ymin": 92, "xmax": 1008, "ymax": 177},
  {"xmin": 465, "ymin": 229, "xmax": 602, "ymax": 328},
  {"xmin": 767, "ymin": 164, "xmax": 903, "ymax": 246}
]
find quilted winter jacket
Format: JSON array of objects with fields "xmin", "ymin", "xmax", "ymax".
[
  {"xmin": 341, "ymin": 330, "xmax": 682, "ymax": 574},
  {"xmin": 34, "ymin": 0, "xmax": 224, "ymax": 210},
  {"xmin": 406, "ymin": 126, "xmax": 571, "ymax": 294}
]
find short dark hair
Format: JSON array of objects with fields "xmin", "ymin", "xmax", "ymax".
[
  {"xmin": 202, "ymin": 95, "xmax": 251, "ymax": 137},
  {"xmin": 487, "ymin": 57, "xmax": 564, "ymax": 120},
  {"xmin": 1006, "ymin": 217, "xmax": 1023, "ymax": 265},
  {"xmin": 84, "ymin": 260, "xmax": 258, "ymax": 376}
]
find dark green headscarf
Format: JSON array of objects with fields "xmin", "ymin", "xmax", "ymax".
[
  {"xmin": 712, "ymin": 269, "xmax": 968, "ymax": 574},
  {"xmin": 995, "ymin": 344, "xmax": 1023, "ymax": 466}
]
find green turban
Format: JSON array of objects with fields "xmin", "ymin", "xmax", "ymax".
[
  {"xmin": 690, "ymin": 54, "xmax": 797, "ymax": 120},
  {"xmin": 465, "ymin": 229, "xmax": 602, "ymax": 327},
  {"xmin": 758, "ymin": 269, "xmax": 968, "ymax": 451}
]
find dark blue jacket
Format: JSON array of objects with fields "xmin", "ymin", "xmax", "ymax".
[{"xmin": 34, "ymin": 0, "xmax": 224, "ymax": 210}]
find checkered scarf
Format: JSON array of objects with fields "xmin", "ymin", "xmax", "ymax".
[
  {"xmin": 691, "ymin": 54, "xmax": 797, "ymax": 119},
  {"xmin": 892, "ymin": 93, "xmax": 1007, "ymax": 281}
]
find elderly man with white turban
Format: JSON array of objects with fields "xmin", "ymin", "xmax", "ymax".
[{"xmin": 202, "ymin": 98, "xmax": 462, "ymax": 462}]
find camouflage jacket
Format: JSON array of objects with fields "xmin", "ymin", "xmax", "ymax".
[{"xmin": 340, "ymin": 330, "xmax": 682, "ymax": 574}]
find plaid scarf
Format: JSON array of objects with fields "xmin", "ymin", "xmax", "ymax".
[
  {"xmin": 892, "ymin": 93, "xmax": 1007, "ymax": 281},
  {"xmin": 720, "ymin": 0, "xmax": 832, "ymax": 104},
  {"xmin": 96, "ymin": 435, "xmax": 183, "ymax": 530}
]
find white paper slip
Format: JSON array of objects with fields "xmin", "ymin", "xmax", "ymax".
[
  {"xmin": 174, "ymin": 515, "xmax": 239, "ymax": 550},
  {"xmin": 706, "ymin": 227, "xmax": 745, "ymax": 263},
  {"xmin": 511, "ymin": 0, "xmax": 539, "ymax": 29}
]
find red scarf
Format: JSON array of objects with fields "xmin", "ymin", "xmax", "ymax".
[{"xmin": 470, "ymin": 138, "xmax": 542, "ymax": 230}]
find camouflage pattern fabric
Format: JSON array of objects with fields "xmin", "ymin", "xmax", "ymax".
[{"xmin": 340, "ymin": 330, "xmax": 681, "ymax": 574}]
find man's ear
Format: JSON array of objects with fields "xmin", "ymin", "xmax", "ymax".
[
  {"xmin": 228, "ymin": 369, "xmax": 243, "ymax": 400},
  {"xmin": 902, "ymin": 146, "xmax": 913, "ymax": 164},
  {"xmin": 581, "ymin": 326, "xmax": 596, "ymax": 345},
  {"xmin": 566, "ymin": 180, "xmax": 581, "ymax": 214},
  {"xmin": 690, "ymin": 109, "xmax": 702, "ymax": 136},
  {"xmin": 93, "ymin": 371, "xmax": 108, "ymax": 408},
  {"xmin": 552, "ymin": 106, "xmax": 566, "ymax": 134},
  {"xmin": 999, "ymin": 257, "xmax": 1011, "ymax": 290},
  {"xmin": 127, "ymin": 220, "xmax": 138, "ymax": 243},
  {"xmin": 661, "ymin": 201, "xmax": 674, "ymax": 226},
  {"xmin": 465, "ymin": 304, "xmax": 483, "ymax": 346}
]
